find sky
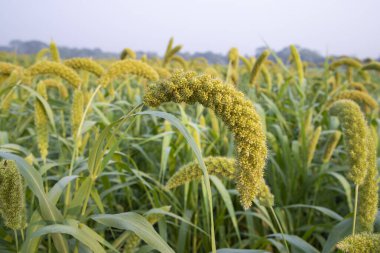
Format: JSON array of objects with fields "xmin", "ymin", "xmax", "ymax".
[{"xmin": 1, "ymin": 0, "xmax": 379, "ymax": 58}]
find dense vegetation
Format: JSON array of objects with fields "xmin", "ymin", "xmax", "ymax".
[{"xmin": 0, "ymin": 39, "xmax": 379, "ymax": 253}]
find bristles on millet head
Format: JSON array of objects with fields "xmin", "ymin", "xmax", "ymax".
[{"xmin": 144, "ymin": 70, "xmax": 268, "ymax": 209}]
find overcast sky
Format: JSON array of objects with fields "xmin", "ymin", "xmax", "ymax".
[{"xmin": 1, "ymin": 0, "xmax": 379, "ymax": 58}]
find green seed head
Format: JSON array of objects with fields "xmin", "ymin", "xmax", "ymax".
[
  {"xmin": 337, "ymin": 233, "xmax": 380, "ymax": 253},
  {"xmin": 357, "ymin": 128, "xmax": 378, "ymax": 232},
  {"xmin": 0, "ymin": 160, "xmax": 27, "ymax": 230},
  {"xmin": 166, "ymin": 156, "xmax": 236, "ymax": 189},
  {"xmin": 329, "ymin": 99, "xmax": 369, "ymax": 185}
]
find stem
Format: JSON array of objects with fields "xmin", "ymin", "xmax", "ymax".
[
  {"xmin": 269, "ymin": 206, "xmax": 290, "ymax": 253},
  {"xmin": 13, "ymin": 230, "xmax": 18, "ymax": 253},
  {"xmin": 81, "ymin": 179, "xmax": 94, "ymax": 217},
  {"xmin": 352, "ymin": 184, "xmax": 359, "ymax": 235},
  {"xmin": 64, "ymin": 85, "xmax": 101, "ymax": 214}
]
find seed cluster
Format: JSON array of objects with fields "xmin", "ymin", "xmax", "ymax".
[
  {"xmin": 166, "ymin": 156, "xmax": 236, "ymax": 189},
  {"xmin": 144, "ymin": 70, "xmax": 268, "ymax": 209},
  {"xmin": 98, "ymin": 59, "xmax": 159, "ymax": 87},
  {"xmin": 64, "ymin": 58, "xmax": 105, "ymax": 77},
  {"xmin": 329, "ymin": 99, "xmax": 368, "ymax": 185},
  {"xmin": 0, "ymin": 160, "xmax": 26, "ymax": 230}
]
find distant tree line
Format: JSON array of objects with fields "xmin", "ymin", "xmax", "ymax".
[{"xmin": 1, "ymin": 40, "xmax": 377, "ymax": 65}]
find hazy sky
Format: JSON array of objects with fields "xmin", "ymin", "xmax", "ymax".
[{"xmin": 1, "ymin": 0, "xmax": 379, "ymax": 58}]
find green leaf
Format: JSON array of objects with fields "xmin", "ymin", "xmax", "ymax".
[
  {"xmin": 137, "ymin": 110, "xmax": 216, "ymax": 250},
  {"xmin": 19, "ymin": 84, "xmax": 56, "ymax": 132},
  {"xmin": 0, "ymin": 152, "xmax": 69, "ymax": 253},
  {"xmin": 145, "ymin": 207, "xmax": 208, "ymax": 236},
  {"xmin": 322, "ymin": 218, "xmax": 353, "ymax": 253},
  {"xmin": 284, "ymin": 204, "xmax": 343, "ymax": 221},
  {"xmin": 269, "ymin": 234, "xmax": 319, "ymax": 253},
  {"xmin": 92, "ymin": 212, "xmax": 175, "ymax": 253},
  {"xmin": 216, "ymin": 250, "xmax": 269, "ymax": 253},
  {"xmin": 68, "ymin": 177, "xmax": 93, "ymax": 217},
  {"xmin": 65, "ymin": 219, "xmax": 119, "ymax": 252},
  {"xmin": 325, "ymin": 171, "xmax": 353, "ymax": 212},
  {"xmin": 31, "ymin": 224, "xmax": 106, "ymax": 253},
  {"xmin": 210, "ymin": 176, "xmax": 241, "ymax": 241},
  {"xmin": 21, "ymin": 176, "xmax": 78, "ymax": 253}
]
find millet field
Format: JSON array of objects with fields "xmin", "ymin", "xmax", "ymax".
[{"xmin": 0, "ymin": 39, "xmax": 379, "ymax": 253}]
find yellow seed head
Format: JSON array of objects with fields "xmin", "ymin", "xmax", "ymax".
[
  {"xmin": 358, "ymin": 70, "xmax": 371, "ymax": 83},
  {"xmin": 257, "ymin": 181, "xmax": 274, "ymax": 207},
  {"xmin": 34, "ymin": 82, "xmax": 49, "ymax": 161},
  {"xmin": 276, "ymin": 72, "xmax": 284, "ymax": 87},
  {"xmin": 163, "ymin": 39, "xmax": 182, "ymax": 67},
  {"xmin": 204, "ymin": 67, "xmax": 220, "ymax": 79},
  {"xmin": 166, "ymin": 156, "xmax": 274, "ymax": 207},
  {"xmin": 249, "ymin": 50, "xmax": 270, "ymax": 87},
  {"xmin": 24, "ymin": 154, "xmax": 35, "ymax": 166},
  {"xmin": 261, "ymin": 66, "xmax": 272, "ymax": 91},
  {"xmin": 330, "ymin": 58, "xmax": 362, "ymax": 70},
  {"xmin": 35, "ymin": 48, "xmax": 49, "ymax": 62},
  {"xmin": 361, "ymin": 62, "xmax": 380, "ymax": 72},
  {"xmin": 122, "ymin": 212, "xmax": 165, "ymax": 253},
  {"xmin": 37, "ymin": 81, "xmax": 48, "ymax": 99},
  {"xmin": 329, "ymin": 99, "xmax": 368, "ymax": 185},
  {"xmin": 322, "ymin": 131, "xmax": 342, "ymax": 163},
  {"xmin": 307, "ymin": 126, "xmax": 322, "ymax": 166},
  {"xmin": 1, "ymin": 90, "xmax": 15, "ymax": 112},
  {"xmin": 28, "ymin": 61, "xmax": 82, "ymax": 88},
  {"xmin": 41, "ymin": 79, "xmax": 69, "ymax": 99},
  {"xmin": 166, "ymin": 157, "xmax": 236, "ymax": 189},
  {"xmin": 140, "ymin": 54, "xmax": 148, "ymax": 63},
  {"xmin": 144, "ymin": 70, "xmax": 268, "ymax": 209},
  {"xmin": 350, "ymin": 82, "xmax": 367, "ymax": 93},
  {"xmin": 226, "ymin": 48, "xmax": 239, "ymax": 85},
  {"xmin": 334, "ymin": 72, "xmax": 341, "ymax": 87},
  {"xmin": 239, "ymin": 55, "xmax": 253, "ymax": 72},
  {"xmin": 64, "ymin": 58, "xmax": 105, "ymax": 77},
  {"xmin": 0, "ymin": 62, "xmax": 20, "ymax": 76},
  {"xmin": 170, "ymin": 55, "xmax": 188, "ymax": 70},
  {"xmin": 120, "ymin": 48, "xmax": 137, "ymax": 60},
  {"xmin": 49, "ymin": 40, "xmax": 61, "ymax": 62},
  {"xmin": 98, "ymin": 59, "xmax": 159, "ymax": 87},
  {"xmin": 290, "ymin": 45, "xmax": 304, "ymax": 83},
  {"xmin": 329, "ymin": 90, "xmax": 378, "ymax": 112},
  {"xmin": 153, "ymin": 67, "xmax": 171, "ymax": 79},
  {"xmin": 71, "ymin": 89, "xmax": 84, "ymax": 143},
  {"xmin": 346, "ymin": 67, "xmax": 353, "ymax": 83},
  {"xmin": 337, "ymin": 233, "xmax": 380, "ymax": 253},
  {"xmin": 357, "ymin": 129, "xmax": 378, "ymax": 232}
]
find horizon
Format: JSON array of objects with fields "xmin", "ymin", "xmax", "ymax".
[
  {"xmin": 1, "ymin": 38, "xmax": 329, "ymax": 57},
  {"xmin": 1, "ymin": 0, "xmax": 379, "ymax": 58}
]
